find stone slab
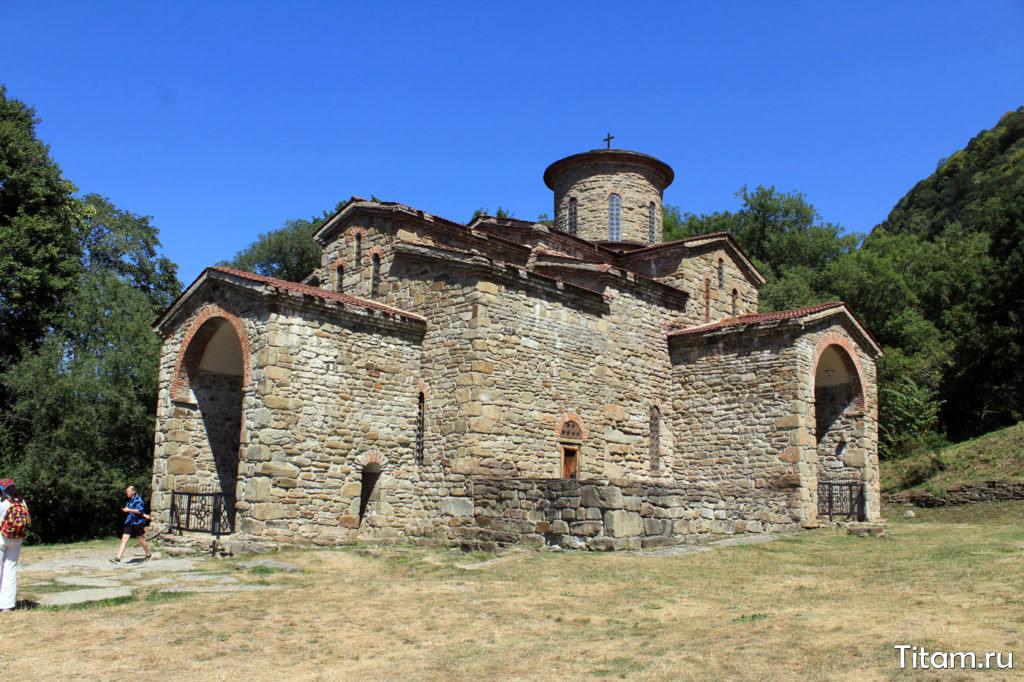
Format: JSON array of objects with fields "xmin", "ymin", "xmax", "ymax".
[
  {"xmin": 235, "ymin": 560, "xmax": 302, "ymax": 573},
  {"xmin": 39, "ymin": 586, "xmax": 134, "ymax": 606},
  {"xmin": 55, "ymin": 576, "xmax": 122, "ymax": 588},
  {"xmin": 177, "ymin": 573, "xmax": 240, "ymax": 582}
]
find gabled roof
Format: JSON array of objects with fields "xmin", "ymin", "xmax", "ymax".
[
  {"xmin": 668, "ymin": 301, "xmax": 882, "ymax": 357},
  {"xmin": 154, "ymin": 266, "xmax": 426, "ymax": 335},
  {"xmin": 617, "ymin": 232, "xmax": 766, "ymax": 286},
  {"xmin": 468, "ymin": 215, "xmax": 619, "ymax": 262},
  {"xmin": 313, "ymin": 197, "xmax": 472, "ymax": 245},
  {"xmin": 392, "ymin": 241, "xmax": 606, "ymax": 301}
]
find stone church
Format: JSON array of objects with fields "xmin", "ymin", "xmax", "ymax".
[{"xmin": 151, "ymin": 148, "xmax": 881, "ymax": 552}]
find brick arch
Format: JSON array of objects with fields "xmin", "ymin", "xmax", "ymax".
[
  {"xmin": 811, "ymin": 332, "xmax": 868, "ymax": 411},
  {"xmin": 555, "ymin": 412, "xmax": 589, "ymax": 440},
  {"xmin": 355, "ymin": 451, "xmax": 388, "ymax": 470},
  {"xmin": 347, "ymin": 226, "xmax": 367, "ymax": 237},
  {"xmin": 170, "ymin": 302, "xmax": 252, "ymax": 403},
  {"xmin": 363, "ymin": 244, "xmax": 387, "ymax": 266}
]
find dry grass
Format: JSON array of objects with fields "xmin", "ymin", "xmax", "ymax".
[{"xmin": 5, "ymin": 502, "xmax": 1024, "ymax": 680}]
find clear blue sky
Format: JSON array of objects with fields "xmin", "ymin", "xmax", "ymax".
[{"xmin": 3, "ymin": 1, "xmax": 1022, "ymax": 286}]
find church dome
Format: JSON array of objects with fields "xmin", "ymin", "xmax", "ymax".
[{"xmin": 544, "ymin": 149, "xmax": 674, "ymax": 246}]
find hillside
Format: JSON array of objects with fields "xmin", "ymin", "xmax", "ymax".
[
  {"xmin": 865, "ymin": 107, "xmax": 1024, "ymax": 440},
  {"xmin": 881, "ymin": 420, "xmax": 1024, "ymax": 495},
  {"xmin": 880, "ymin": 106, "xmax": 1024, "ymax": 241}
]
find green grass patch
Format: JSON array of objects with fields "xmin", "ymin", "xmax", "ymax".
[
  {"xmin": 144, "ymin": 589, "xmax": 195, "ymax": 602},
  {"xmin": 41, "ymin": 594, "xmax": 137, "ymax": 611},
  {"xmin": 882, "ymin": 421, "xmax": 1024, "ymax": 494},
  {"xmin": 246, "ymin": 565, "xmax": 283, "ymax": 576},
  {"xmin": 589, "ymin": 656, "xmax": 647, "ymax": 677}
]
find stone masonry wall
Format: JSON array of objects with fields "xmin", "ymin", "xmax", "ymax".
[
  {"xmin": 168, "ymin": 371, "xmax": 244, "ymax": 511},
  {"xmin": 152, "ymin": 280, "xmax": 447, "ymax": 548},
  {"xmin": 815, "ymin": 384, "xmax": 863, "ymax": 481},
  {"xmin": 457, "ymin": 275, "xmax": 682, "ymax": 483},
  {"xmin": 551, "ymin": 163, "xmax": 664, "ymax": 245},
  {"xmin": 233, "ymin": 306, "xmax": 427, "ymax": 546},
  {"xmin": 668, "ymin": 331, "xmax": 806, "ymax": 531},
  {"xmin": 464, "ymin": 477, "xmax": 789, "ymax": 551},
  {"xmin": 635, "ymin": 244, "xmax": 758, "ymax": 326}
]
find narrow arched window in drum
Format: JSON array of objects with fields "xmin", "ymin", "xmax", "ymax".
[
  {"xmin": 648, "ymin": 202, "xmax": 656, "ymax": 244},
  {"xmin": 608, "ymin": 194, "xmax": 621, "ymax": 241},
  {"xmin": 371, "ymin": 254, "xmax": 381, "ymax": 297}
]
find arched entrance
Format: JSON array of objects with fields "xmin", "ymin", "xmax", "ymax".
[
  {"xmin": 170, "ymin": 307, "xmax": 249, "ymax": 531},
  {"xmin": 813, "ymin": 343, "xmax": 866, "ymax": 482}
]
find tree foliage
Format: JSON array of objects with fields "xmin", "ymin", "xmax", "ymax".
[
  {"xmin": 663, "ymin": 186, "xmax": 861, "ymax": 312},
  {"xmin": 0, "ymin": 86, "xmax": 83, "ymax": 374},
  {"xmin": 0, "ymin": 89, "xmax": 181, "ymax": 541},
  {"xmin": 220, "ymin": 218, "xmax": 323, "ymax": 282},
  {"xmin": 870, "ymin": 107, "xmax": 1024, "ymax": 438},
  {"xmin": 219, "ymin": 201, "xmax": 346, "ymax": 282}
]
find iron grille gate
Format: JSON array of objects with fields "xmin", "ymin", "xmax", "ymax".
[
  {"xmin": 169, "ymin": 486, "xmax": 233, "ymax": 536},
  {"xmin": 817, "ymin": 480, "xmax": 865, "ymax": 522}
]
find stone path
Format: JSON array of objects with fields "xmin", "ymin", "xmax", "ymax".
[
  {"xmin": 20, "ymin": 549, "xmax": 283, "ymax": 607},
  {"xmin": 636, "ymin": 533, "xmax": 780, "ymax": 557},
  {"xmin": 19, "ymin": 536, "xmax": 778, "ymax": 607}
]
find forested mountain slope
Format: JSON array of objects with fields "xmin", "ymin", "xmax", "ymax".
[{"xmin": 869, "ymin": 107, "xmax": 1024, "ymax": 441}]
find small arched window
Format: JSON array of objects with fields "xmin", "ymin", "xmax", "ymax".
[
  {"xmin": 731, "ymin": 288, "xmax": 738, "ymax": 317},
  {"xmin": 608, "ymin": 194, "xmax": 621, "ymax": 241},
  {"xmin": 649, "ymin": 405, "xmax": 661, "ymax": 470},
  {"xmin": 355, "ymin": 233, "xmax": 363, "ymax": 267},
  {"xmin": 704, "ymin": 279, "xmax": 711, "ymax": 323},
  {"xmin": 336, "ymin": 264, "xmax": 344, "ymax": 293},
  {"xmin": 415, "ymin": 392, "xmax": 425, "ymax": 465},
  {"xmin": 568, "ymin": 197, "xmax": 578, "ymax": 236},
  {"xmin": 358, "ymin": 463, "xmax": 381, "ymax": 522},
  {"xmin": 718, "ymin": 258, "xmax": 725, "ymax": 288},
  {"xmin": 371, "ymin": 254, "xmax": 381, "ymax": 297},
  {"xmin": 648, "ymin": 202, "xmax": 656, "ymax": 244},
  {"xmin": 560, "ymin": 420, "xmax": 582, "ymax": 440}
]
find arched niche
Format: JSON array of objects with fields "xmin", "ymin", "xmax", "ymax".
[
  {"xmin": 813, "ymin": 342, "xmax": 866, "ymax": 482},
  {"xmin": 168, "ymin": 304, "xmax": 251, "ymax": 529}
]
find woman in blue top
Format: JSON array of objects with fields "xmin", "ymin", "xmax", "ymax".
[{"xmin": 110, "ymin": 486, "xmax": 151, "ymax": 563}]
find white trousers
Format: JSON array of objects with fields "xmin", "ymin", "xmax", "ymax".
[{"xmin": 0, "ymin": 535, "xmax": 21, "ymax": 610}]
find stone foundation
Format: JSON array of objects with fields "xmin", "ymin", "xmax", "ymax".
[
  {"xmin": 886, "ymin": 481, "xmax": 1024, "ymax": 508},
  {"xmin": 461, "ymin": 476, "xmax": 801, "ymax": 551}
]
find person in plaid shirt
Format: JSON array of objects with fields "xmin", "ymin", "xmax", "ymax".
[{"xmin": 110, "ymin": 486, "xmax": 151, "ymax": 563}]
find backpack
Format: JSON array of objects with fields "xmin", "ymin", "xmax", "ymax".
[{"xmin": 1, "ymin": 499, "xmax": 30, "ymax": 539}]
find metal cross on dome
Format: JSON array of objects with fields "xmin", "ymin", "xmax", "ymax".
[{"xmin": 604, "ymin": 133, "xmax": 614, "ymax": 148}]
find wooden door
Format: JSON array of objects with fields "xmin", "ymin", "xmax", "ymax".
[{"xmin": 562, "ymin": 446, "xmax": 579, "ymax": 479}]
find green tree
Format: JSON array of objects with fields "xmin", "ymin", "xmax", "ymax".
[
  {"xmin": 221, "ymin": 218, "xmax": 323, "ymax": 282},
  {"xmin": 0, "ymin": 86, "xmax": 83, "ymax": 375},
  {"xmin": 0, "ymin": 196, "xmax": 180, "ymax": 542},
  {"xmin": 472, "ymin": 207, "xmax": 515, "ymax": 220},
  {"xmin": 663, "ymin": 187, "xmax": 861, "ymax": 313},
  {"xmin": 869, "ymin": 107, "xmax": 1024, "ymax": 438},
  {"xmin": 220, "ymin": 201, "xmax": 347, "ymax": 282}
]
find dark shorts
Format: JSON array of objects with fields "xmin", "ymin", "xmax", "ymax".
[{"xmin": 123, "ymin": 524, "xmax": 145, "ymax": 538}]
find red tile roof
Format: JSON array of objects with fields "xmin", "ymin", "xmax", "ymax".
[
  {"xmin": 668, "ymin": 302, "xmax": 847, "ymax": 337},
  {"xmin": 208, "ymin": 267, "xmax": 427, "ymax": 322}
]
